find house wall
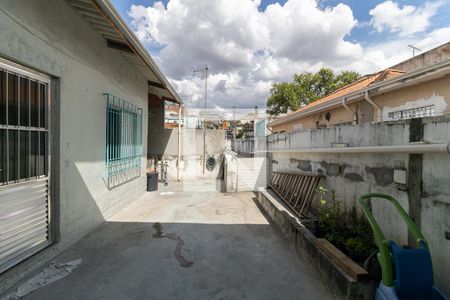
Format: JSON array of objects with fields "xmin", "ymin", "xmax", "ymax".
[
  {"xmin": 270, "ymin": 76, "xmax": 450, "ymax": 133},
  {"xmin": 0, "ymin": 0, "xmax": 149, "ymax": 292},
  {"xmin": 390, "ymin": 42, "xmax": 450, "ymax": 73},
  {"xmin": 373, "ymin": 77, "xmax": 450, "ymax": 122},
  {"xmin": 268, "ymin": 117, "xmax": 450, "ymax": 295},
  {"xmin": 320, "ymin": 105, "xmax": 355, "ymax": 127},
  {"xmin": 271, "ymin": 103, "xmax": 358, "ymax": 133},
  {"xmin": 271, "ymin": 120, "xmax": 301, "ymax": 133}
]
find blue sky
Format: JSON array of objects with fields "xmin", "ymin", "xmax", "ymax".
[{"xmin": 110, "ymin": 0, "xmax": 450, "ymax": 108}]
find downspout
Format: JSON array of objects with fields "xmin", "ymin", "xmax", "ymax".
[
  {"xmin": 177, "ymin": 105, "xmax": 182, "ymax": 181},
  {"xmin": 342, "ymin": 98, "xmax": 358, "ymax": 125},
  {"xmin": 364, "ymin": 91, "xmax": 382, "ymax": 122}
]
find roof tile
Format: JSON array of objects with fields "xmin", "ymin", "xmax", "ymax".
[{"xmin": 272, "ymin": 69, "xmax": 405, "ymax": 125}]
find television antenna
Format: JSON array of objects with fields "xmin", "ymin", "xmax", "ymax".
[{"xmin": 408, "ymin": 45, "xmax": 421, "ymax": 57}]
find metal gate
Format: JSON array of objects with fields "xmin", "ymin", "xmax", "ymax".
[{"xmin": 0, "ymin": 59, "xmax": 52, "ymax": 273}]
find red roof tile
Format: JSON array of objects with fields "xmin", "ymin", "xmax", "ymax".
[{"xmin": 272, "ymin": 69, "xmax": 405, "ymax": 125}]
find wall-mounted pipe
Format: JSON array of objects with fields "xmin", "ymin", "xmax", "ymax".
[
  {"xmin": 177, "ymin": 105, "xmax": 182, "ymax": 181},
  {"xmin": 263, "ymin": 143, "xmax": 450, "ymax": 154},
  {"xmin": 364, "ymin": 91, "xmax": 382, "ymax": 122},
  {"xmin": 342, "ymin": 98, "xmax": 358, "ymax": 125}
]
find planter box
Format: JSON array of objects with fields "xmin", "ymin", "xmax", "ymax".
[{"xmin": 257, "ymin": 187, "xmax": 377, "ymax": 300}]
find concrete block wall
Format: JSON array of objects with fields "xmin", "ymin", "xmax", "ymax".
[
  {"xmin": 421, "ymin": 117, "xmax": 450, "ymax": 294},
  {"xmin": 149, "ymin": 128, "xmax": 227, "ymax": 181},
  {"xmin": 269, "ymin": 122, "xmax": 412, "ymax": 244},
  {"xmin": 268, "ymin": 121, "xmax": 410, "ymax": 149},
  {"xmin": 234, "ymin": 136, "xmax": 267, "ymax": 156},
  {"xmin": 268, "ymin": 117, "xmax": 450, "ymax": 295},
  {"xmin": 272, "ymin": 152, "xmax": 409, "ymax": 243}
]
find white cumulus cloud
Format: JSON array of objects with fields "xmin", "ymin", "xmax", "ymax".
[
  {"xmin": 369, "ymin": 1, "xmax": 443, "ymax": 37},
  {"xmin": 127, "ymin": 0, "xmax": 449, "ymax": 108}
]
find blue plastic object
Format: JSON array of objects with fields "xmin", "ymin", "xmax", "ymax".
[
  {"xmin": 358, "ymin": 193, "xmax": 448, "ymax": 300},
  {"xmin": 390, "ymin": 241, "xmax": 436, "ymax": 299},
  {"xmin": 375, "ymin": 242, "xmax": 448, "ymax": 300}
]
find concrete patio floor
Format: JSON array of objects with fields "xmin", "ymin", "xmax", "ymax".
[{"xmin": 12, "ymin": 182, "xmax": 333, "ymax": 300}]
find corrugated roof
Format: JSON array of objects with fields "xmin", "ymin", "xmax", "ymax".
[{"xmin": 272, "ymin": 69, "xmax": 405, "ymax": 125}]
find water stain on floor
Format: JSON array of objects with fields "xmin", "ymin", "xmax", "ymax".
[{"xmin": 152, "ymin": 223, "xmax": 194, "ymax": 268}]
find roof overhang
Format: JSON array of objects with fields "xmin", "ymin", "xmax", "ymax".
[
  {"xmin": 269, "ymin": 59, "xmax": 450, "ymax": 127},
  {"xmin": 68, "ymin": 0, "xmax": 182, "ymax": 104}
]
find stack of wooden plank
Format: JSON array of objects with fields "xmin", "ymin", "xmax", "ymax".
[{"xmin": 268, "ymin": 172, "xmax": 323, "ymax": 217}]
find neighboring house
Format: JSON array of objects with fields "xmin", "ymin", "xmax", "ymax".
[
  {"xmin": 0, "ymin": 0, "xmax": 181, "ymax": 290},
  {"xmin": 270, "ymin": 42, "xmax": 450, "ymax": 133},
  {"xmin": 390, "ymin": 41, "xmax": 450, "ymax": 73},
  {"xmin": 164, "ymin": 102, "xmax": 183, "ymax": 129}
]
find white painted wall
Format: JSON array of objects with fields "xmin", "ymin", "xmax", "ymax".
[
  {"xmin": 422, "ymin": 119, "xmax": 450, "ymax": 294},
  {"xmin": 237, "ymin": 157, "xmax": 268, "ymax": 192},
  {"xmin": 382, "ymin": 95, "xmax": 448, "ymax": 121},
  {"xmin": 0, "ymin": 0, "xmax": 150, "ymax": 291},
  {"xmin": 271, "ymin": 152, "xmax": 409, "ymax": 244},
  {"xmin": 153, "ymin": 129, "xmax": 227, "ymax": 182}
]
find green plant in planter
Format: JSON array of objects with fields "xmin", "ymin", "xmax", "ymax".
[
  {"xmin": 316, "ymin": 187, "xmax": 347, "ymax": 246},
  {"xmin": 317, "ymin": 186, "xmax": 329, "ymax": 206},
  {"xmin": 316, "ymin": 187, "xmax": 377, "ymax": 258},
  {"xmin": 345, "ymin": 236, "xmax": 373, "ymax": 258}
]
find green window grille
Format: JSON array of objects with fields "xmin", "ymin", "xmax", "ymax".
[{"xmin": 104, "ymin": 93, "xmax": 142, "ymax": 183}]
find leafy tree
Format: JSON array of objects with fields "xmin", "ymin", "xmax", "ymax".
[
  {"xmin": 267, "ymin": 68, "xmax": 360, "ymax": 116},
  {"xmin": 335, "ymin": 70, "xmax": 360, "ymax": 90},
  {"xmin": 266, "ymin": 82, "xmax": 300, "ymax": 116}
]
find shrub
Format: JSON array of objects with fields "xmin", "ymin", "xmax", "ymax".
[
  {"xmin": 345, "ymin": 237, "xmax": 374, "ymax": 257},
  {"xmin": 316, "ymin": 186, "xmax": 377, "ymax": 260}
]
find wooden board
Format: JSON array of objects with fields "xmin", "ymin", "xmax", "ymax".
[{"xmin": 315, "ymin": 238, "xmax": 368, "ymax": 281}]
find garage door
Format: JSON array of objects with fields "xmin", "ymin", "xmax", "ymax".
[{"xmin": 0, "ymin": 60, "xmax": 52, "ymax": 273}]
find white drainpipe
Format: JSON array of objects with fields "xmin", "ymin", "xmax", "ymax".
[
  {"xmin": 264, "ymin": 143, "xmax": 450, "ymax": 154},
  {"xmin": 342, "ymin": 98, "xmax": 358, "ymax": 125},
  {"xmin": 177, "ymin": 105, "xmax": 182, "ymax": 181},
  {"xmin": 364, "ymin": 91, "xmax": 382, "ymax": 122}
]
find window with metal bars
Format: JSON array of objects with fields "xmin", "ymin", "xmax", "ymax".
[
  {"xmin": 388, "ymin": 105, "xmax": 435, "ymax": 120},
  {"xmin": 0, "ymin": 69, "xmax": 48, "ymax": 185},
  {"xmin": 104, "ymin": 93, "xmax": 142, "ymax": 183}
]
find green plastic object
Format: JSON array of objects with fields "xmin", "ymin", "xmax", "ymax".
[{"xmin": 357, "ymin": 193, "xmax": 428, "ymax": 287}]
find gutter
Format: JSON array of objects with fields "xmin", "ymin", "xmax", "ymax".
[
  {"xmin": 94, "ymin": 0, "xmax": 183, "ymax": 104},
  {"xmin": 270, "ymin": 59, "xmax": 450, "ymax": 127},
  {"xmin": 261, "ymin": 143, "xmax": 450, "ymax": 154}
]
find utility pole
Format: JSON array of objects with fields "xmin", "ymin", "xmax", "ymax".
[
  {"xmin": 193, "ymin": 65, "xmax": 209, "ymax": 174},
  {"xmin": 204, "ymin": 66, "xmax": 208, "ymax": 109}
]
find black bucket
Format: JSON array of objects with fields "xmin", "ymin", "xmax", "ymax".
[{"xmin": 146, "ymin": 172, "xmax": 159, "ymax": 191}]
